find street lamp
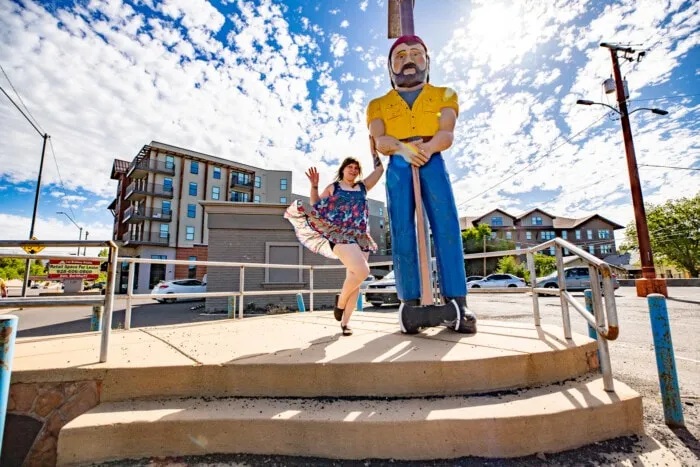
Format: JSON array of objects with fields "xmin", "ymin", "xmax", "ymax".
[
  {"xmin": 576, "ymin": 80, "xmax": 669, "ymax": 296},
  {"xmin": 57, "ymin": 211, "xmax": 82, "ymax": 256}
]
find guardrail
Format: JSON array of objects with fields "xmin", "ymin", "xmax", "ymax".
[
  {"xmin": 0, "ymin": 240, "xmax": 119, "ymax": 363},
  {"xmin": 0, "ymin": 238, "xmax": 619, "ymax": 391}
]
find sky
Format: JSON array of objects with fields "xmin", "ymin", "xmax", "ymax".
[{"xmin": 1, "ymin": 0, "xmax": 698, "ymax": 254}]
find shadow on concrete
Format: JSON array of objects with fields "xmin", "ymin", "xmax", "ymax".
[
  {"xmin": 666, "ymin": 296, "xmax": 700, "ymax": 306},
  {"xmin": 670, "ymin": 426, "xmax": 700, "ymax": 458}
]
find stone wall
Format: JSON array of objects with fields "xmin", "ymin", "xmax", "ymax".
[{"xmin": 3, "ymin": 381, "xmax": 100, "ymax": 466}]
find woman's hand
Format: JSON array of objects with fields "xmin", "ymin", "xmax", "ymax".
[{"xmin": 305, "ymin": 167, "xmax": 320, "ymax": 187}]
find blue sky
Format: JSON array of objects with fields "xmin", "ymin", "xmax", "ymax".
[{"xmin": 1, "ymin": 0, "xmax": 698, "ymax": 249}]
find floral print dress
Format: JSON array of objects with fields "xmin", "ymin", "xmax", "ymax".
[{"xmin": 285, "ymin": 181, "xmax": 378, "ymax": 259}]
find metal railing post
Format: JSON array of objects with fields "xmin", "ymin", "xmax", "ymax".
[
  {"xmin": 554, "ymin": 245, "xmax": 572, "ymax": 339},
  {"xmin": 99, "ymin": 243, "xmax": 119, "ymax": 363},
  {"xmin": 588, "ymin": 265, "xmax": 614, "ymax": 391},
  {"xmin": 526, "ymin": 251, "xmax": 541, "ymax": 326},
  {"xmin": 309, "ymin": 267, "xmax": 314, "ymax": 312},
  {"xmin": 227, "ymin": 296, "xmax": 236, "ymax": 318},
  {"xmin": 125, "ymin": 262, "xmax": 135, "ymax": 330},
  {"xmin": 648, "ymin": 294, "xmax": 684, "ymax": 427},
  {"xmin": 0, "ymin": 314, "xmax": 18, "ymax": 457},
  {"xmin": 238, "ymin": 266, "xmax": 245, "ymax": 319}
]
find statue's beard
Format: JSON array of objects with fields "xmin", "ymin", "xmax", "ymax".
[{"xmin": 392, "ymin": 64, "xmax": 428, "ymax": 88}]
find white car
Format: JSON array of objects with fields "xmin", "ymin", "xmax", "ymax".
[
  {"xmin": 467, "ymin": 273, "xmax": 526, "ymax": 289},
  {"xmin": 151, "ymin": 279, "xmax": 206, "ymax": 303},
  {"xmin": 360, "ymin": 275, "xmax": 376, "ymax": 290}
]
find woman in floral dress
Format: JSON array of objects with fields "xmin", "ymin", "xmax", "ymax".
[{"xmin": 285, "ymin": 143, "xmax": 384, "ymax": 335}]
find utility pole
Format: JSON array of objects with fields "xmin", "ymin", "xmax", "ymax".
[
  {"xmin": 483, "ymin": 236, "xmax": 486, "ymax": 276},
  {"xmin": 22, "ymin": 133, "xmax": 49, "ymax": 297},
  {"xmin": 600, "ymin": 42, "xmax": 667, "ymax": 297},
  {"xmin": 84, "ymin": 231, "xmax": 89, "ymax": 256}
]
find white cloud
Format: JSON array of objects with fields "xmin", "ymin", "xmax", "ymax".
[
  {"xmin": 330, "ymin": 33, "xmax": 348, "ymax": 58},
  {"xmin": 360, "ymin": 1, "xmax": 369, "ymax": 12},
  {"xmin": 15, "ymin": 187, "xmax": 32, "ymax": 193},
  {"xmin": 340, "ymin": 20, "xmax": 349, "ymax": 28}
]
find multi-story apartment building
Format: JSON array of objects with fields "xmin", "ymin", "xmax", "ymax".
[
  {"xmin": 109, "ymin": 141, "xmax": 388, "ymax": 293},
  {"xmin": 460, "ymin": 208, "xmax": 623, "ymax": 259}
]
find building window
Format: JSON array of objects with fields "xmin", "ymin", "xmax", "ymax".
[
  {"xmin": 188, "ymin": 256, "xmax": 197, "ymax": 279},
  {"xmin": 213, "ymin": 167, "xmax": 221, "ymax": 179},
  {"xmin": 575, "ymin": 230, "xmax": 581, "ymax": 240},
  {"xmin": 505, "ymin": 231, "xmax": 512, "ymax": 240},
  {"xmin": 212, "ymin": 186, "xmax": 220, "ymax": 200},
  {"xmin": 187, "ymin": 204, "xmax": 196, "ymax": 218},
  {"xmin": 230, "ymin": 191, "xmax": 250, "ymax": 202},
  {"xmin": 379, "ymin": 219, "xmax": 385, "ymax": 229},
  {"xmin": 598, "ymin": 229, "xmax": 610, "ymax": 239},
  {"xmin": 549, "ymin": 246, "xmax": 555, "ymax": 255},
  {"xmin": 532, "ymin": 216, "xmax": 543, "ymax": 226},
  {"xmin": 280, "ymin": 196, "xmax": 287, "ymax": 204},
  {"xmin": 491, "ymin": 216, "xmax": 503, "ymax": 226},
  {"xmin": 255, "ymin": 176, "xmax": 261, "ymax": 188},
  {"xmin": 190, "ymin": 161, "xmax": 199, "ymax": 174},
  {"xmin": 161, "ymin": 200, "xmax": 171, "ymax": 215},
  {"xmin": 587, "ymin": 229, "xmax": 593, "ymax": 240},
  {"xmin": 379, "ymin": 207, "xmax": 384, "ymax": 216},
  {"xmin": 165, "ymin": 155, "xmax": 175, "ymax": 169},
  {"xmin": 280, "ymin": 178, "xmax": 288, "ymax": 190},
  {"xmin": 564, "ymin": 248, "xmax": 570, "ymax": 255},
  {"xmin": 490, "ymin": 232, "xmax": 497, "ymax": 240},
  {"xmin": 254, "ymin": 195, "xmax": 261, "ymax": 203},
  {"xmin": 542, "ymin": 231, "xmax": 555, "ymax": 240},
  {"xmin": 159, "ymin": 224, "xmax": 169, "ymax": 238},
  {"xmin": 186, "ymin": 226, "xmax": 195, "ymax": 241},
  {"xmin": 189, "ymin": 182, "xmax": 197, "ymax": 196},
  {"xmin": 601, "ymin": 244, "xmax": 613, "ymax": 254},
  {"xmin": 515, "ymin": 244, "xmax": 521, "ymax": 250},
  {"xmin": 588, "ymin": 245, "xmax": 595, "ymax": 254},
  {"xmin": 526, "ymin": 231, "xmax": 532, "ymax": 240},
  {"xmin": 562, "ymin": 231, "xmax": 567, "ymax": 240},
  {"xmin": 163, "ymin": 178, "xmax": 173, "ymax": 191}
]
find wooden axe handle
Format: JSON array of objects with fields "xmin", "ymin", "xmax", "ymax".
[{"xmin": 411, "ymin": 165, "xmax": 433, "ymax": 306}]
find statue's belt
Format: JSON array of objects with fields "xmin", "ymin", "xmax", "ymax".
[{"xmin": 399, "ymin": 136, "xmax": 433, "ymax": 143}]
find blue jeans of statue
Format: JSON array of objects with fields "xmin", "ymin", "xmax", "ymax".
[{"xmin": 386, "ymin": 152, "xmax": 467, "ymax": 301}]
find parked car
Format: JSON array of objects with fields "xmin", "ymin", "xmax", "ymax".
[
  {"xmin": 467, "ymin": 273, "xmax": 526, "ymax": 289},
  {"xmin": 151, "ymin": 279, "xmax": 207, "ymax": 303},
  {"xmin": 535, "ymin": 267, "xmax": 620, "ymax": 291},
  {"xmin": 467, "ymin": 275, "xmax": 483, "ymax": 283},
  {"xmin": 365, "ymin": 271, "xmax": 399, "ymax": 307},
  {"xmin": 87, "ymin": 281, "xmax": 106, "ymax": 291},
  {"xmin": 360, "ymin": 275, "xmax": 376, "ymax": 290}
]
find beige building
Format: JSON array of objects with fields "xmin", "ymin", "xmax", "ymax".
[
  {"xmin": 461, "ymin": 208, "xmax": 624, "ymax": 259},
  {"xmin": 109, "ymin": 141, "xmax": 388, "ymax": 293}
]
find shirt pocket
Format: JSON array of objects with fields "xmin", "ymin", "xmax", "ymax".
[{"xmin": 384, "ymin": 102, "xmax": 403, "ymax": 120}]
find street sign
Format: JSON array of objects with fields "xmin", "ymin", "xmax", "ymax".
[
  {"xmin": 48, "ymin": 259, "xmax": 101, "ymax": 280},
  {"xmin": 21, "ymin": 237, "xmax": 45, "ymax": 255}
]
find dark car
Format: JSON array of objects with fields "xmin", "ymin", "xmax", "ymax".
[{"xmin": 365, "ymin": 271, "xmax": 399, "ymax": 307}]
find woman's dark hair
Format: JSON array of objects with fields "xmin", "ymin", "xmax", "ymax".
[{"xmin": 336, "ymin": 157, "xmax": 363, "ymax": 184}]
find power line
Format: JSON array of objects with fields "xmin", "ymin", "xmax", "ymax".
[
  {"xmin": 0, "ymin": 82, "xmax": 43, "ymax": 137},
  {"xmin": 457, "ymin": 113, "xmax": 609, "ymax": 207},
  {"xmin": 639, "ymin": 164, "xmax": 700, "ymax": 171},
  {"xmin": 0, "ymin": 63, "xmax": 45, "ymax": 134},
  {"xmin": 48, "ymin": 138, "xmax": 78, "ymax": 222},
  {"xmin": 628, "ymin": 93, "xmax": 700, "ymax": 103}
]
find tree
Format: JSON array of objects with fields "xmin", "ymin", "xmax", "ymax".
[
  {"xmin": 98, "ymin": 248, "xmax": 109, "ymax": 257},
  {"xmin": 462, "ymin": 224, "xmax": 516, "ymax": 276},
  {"xmin": 496, "ymin": 256, "xmax": 530, "ymax": 282},
  {"xmin": 0, "ymin": 258, "xmax": 46, "ymax": 280},
  {"xmin": 621, "ymin": 194, "xmax": 700, "ymax": 277},
  {"xmin": 534, "ymin": 253, "xmax": 557, "ymax": 277}
]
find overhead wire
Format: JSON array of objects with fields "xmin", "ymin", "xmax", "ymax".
[
  {"xmin": 48, "ymin": 138, "xmax": 78, "ymax": 222},
  {"xmin": 0, "ymin": 63, "xmax": 45, "ymax": 134},
  {"xmin": 457, "ymin": 113, "xmax": 609, "ymax": 207},
  {"xmin": 0, "ymin": 82, "xmax": 44, "ymax": 137}
]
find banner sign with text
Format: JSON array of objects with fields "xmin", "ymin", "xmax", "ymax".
[{"xmin": 48, "ymin": 259, "xmax": 101, "ymax": 280}]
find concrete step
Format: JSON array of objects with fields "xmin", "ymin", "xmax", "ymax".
[{"xmin": 57, "ymin": 375, "xmax": 642, "ymax": 465}]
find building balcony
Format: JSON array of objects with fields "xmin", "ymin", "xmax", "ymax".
[
  {"xmin": 127, "ymin": 158, "xmax": 176, "ymax": 179},
  {"xmin": 230, "ymin": 178, "xmax": 255, "ymax": 189},
  {"xmin": 123, "ymin": 206, "xmax": 172, "ymax": 224},
  {"xmin": 121, "ymin": 231, "xmax": 171, "ymax": 246},
  {"xmin": 125, "ymin": 182, "xmax": 174, "ymax": 201}
]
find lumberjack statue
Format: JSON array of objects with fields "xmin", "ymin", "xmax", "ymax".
[{"xmin": 367, "ymin": 33, "xmax": 477, "ymax": 334}]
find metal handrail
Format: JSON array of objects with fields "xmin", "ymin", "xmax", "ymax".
[{"xmin": 0, "ymin": 240, "xmax": 119, "ymax": 364}]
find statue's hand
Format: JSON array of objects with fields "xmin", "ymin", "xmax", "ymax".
[{"xmin": 395, "ymin": 142, "xmax": 429, "ymax": 167}]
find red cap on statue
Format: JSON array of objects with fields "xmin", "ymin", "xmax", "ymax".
[{"xmin": 389, "ymin": 35, "xmax": 428, "ymax": 56}]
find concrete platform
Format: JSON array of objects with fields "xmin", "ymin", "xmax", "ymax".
[
  {"xmin": 56, "ymin": 375, "xmax": 643, "ymax": 465},
  {"xmin": 12, "ymin": 312, "xmax": 599, "ymax": 400}
]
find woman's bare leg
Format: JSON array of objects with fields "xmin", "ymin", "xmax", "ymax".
[{"xmin": 333, "ymin": 244, "xmax": 370, "ymax": 325}]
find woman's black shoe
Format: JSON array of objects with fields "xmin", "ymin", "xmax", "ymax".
[{"xmin": 333, "ymin": 306, "xmax": 344, "ymax": 321}]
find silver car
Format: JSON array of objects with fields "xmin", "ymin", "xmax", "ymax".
[
  {"xmin": 151, "ymin": 279, "xmax": 207, "ymax": 303},
  {"xmin": 535, "ymin": 267, "xmax": 620, "ymax": 291},
  {"xmin": 467, "ymin": 273, "xmax": 527, "ymax": 289}
]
